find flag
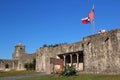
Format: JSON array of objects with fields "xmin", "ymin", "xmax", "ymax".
[
  {"xmin": 81, "ymin": 17, "xmax": 90, "ymax": 24},
  {"xmin": 81, "ymin": 4, "xmax": 94, "ymax": 24},
  {"xmin": 88, "ymin": 5, "xmax": 94, "ymax": 21}
]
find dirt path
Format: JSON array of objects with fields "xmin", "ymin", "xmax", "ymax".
[{"xmin": 0, "ymin": 72, "xmax": 46, "ymax": 80}]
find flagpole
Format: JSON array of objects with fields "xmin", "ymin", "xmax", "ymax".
[
  {"xmin": 92, "ymin": 4, "xmax": 95, "ymax": 34},
  {"xmin": 92, "ymin": 20, "xmax": 95, "ymax": 34}
]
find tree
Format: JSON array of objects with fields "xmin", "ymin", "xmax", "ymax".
[
  {"xmin": 24, "ymin": 59, "xmax": 36, "ymax": 70},
  {"xmin": 24, "ymin": 63, "xmax": 29, "ymax": 70},
  {"xmin": 32, "ymin": 58, "xmax": 36, "ymax": 70},
  {"xmin": 29, "ymin": 63, "xmax": 33, "ymax": 70},
  {"xmin": 43, "ymin": 44, "xmax": 47, "ymax": 47}
]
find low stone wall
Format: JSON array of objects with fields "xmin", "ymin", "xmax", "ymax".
[{"xmin": 0, "ymin": 59, "xmax": 18, "ymax": 71}]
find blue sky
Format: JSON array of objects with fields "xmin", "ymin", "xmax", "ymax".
[{"xmin": 0, "ymin": 0, "xmax": 120, "ymax": 59}]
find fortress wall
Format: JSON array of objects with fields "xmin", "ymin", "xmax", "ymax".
[
  {"xmin": 17, "ymin": 53, "xmax": 36, "ymax": 70},
  {"xmin": 21, "ymin": 53, "xmax": 36, "ymax": 63},
  {"xmin": 83, "ymin": 28, "xmax": 120, "ymax": 73},
  {"xmin": 0, "ymin": 59, "xmax": 18, "ymax": 71},
  {"xmin": 1, "ymin": 28, "xmax": 120, "ymax": 74},
  {"xmin": 36, "ymin": 41, "xmax": 83, "ymax": 73}
]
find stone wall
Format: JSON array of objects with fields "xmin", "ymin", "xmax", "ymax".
[
  {"xmin": 0, "ymin": 43, "xmax": 36, "ymax": 71},
  {"xmin": 12, "ymin": 43, "xmax": 36, "ymax": 70},
  {"xmin": 1, "ymin": 28, "xmax": 120, "ymax": 74},
  {"xmin": 83, "ymin": 28, "xmax": 120, "ymax": 73},
  {"xmin": 36, "ymin": 42, "xmax": 83, "ymax": 74},
  {"xmin": 0, "ymin": 59, "xmax": 18, "ymax": 71},
  {"xmin": 17, "ymin": 53, "xmax": 36, "ymax": 70},
  {"xmin": 36, "ymin": 28, "xmax": 120, "ymax": 74}
]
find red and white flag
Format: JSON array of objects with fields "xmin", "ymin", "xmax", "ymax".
[
  {"xmin": 81, "ymin": 5, "xmax": 94, "ymax": 24},
  {"xmin": 81, "ymin": 17, "xmax": 90, "ymax": 24},
  {"xmin": 88, "ymin": 5, "xmax": 94, "ymax": 21}
]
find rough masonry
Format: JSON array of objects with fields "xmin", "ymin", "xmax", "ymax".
[
  {"xmin": 0, "ymin": 43, "xmax": 36, "ymax": 71},
  {"xmin": 0, "ymin": 28, "xmax": 120, "ymax": 74},
  {"xmin": 36, "ymin": 28, "xmax": 120, "ymax": 74}
]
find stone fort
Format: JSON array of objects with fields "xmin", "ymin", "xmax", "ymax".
[
  {"xmin": 0, "ymin": 28, "xmax": 120, "ymax": 74},
  {"xmin": 0, "ymin": 43, "xmax": 36, "ymax": 71}
]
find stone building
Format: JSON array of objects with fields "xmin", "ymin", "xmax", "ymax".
[
  {"xmin": 0, "ymin": 28, "xmax": 120, "ymax": 74},
  {"xmin": 36, "ymin": 42, "xmax": 84, "ymax": 74},
  {"xmin": 0, "ymin": 59, "xmax": 18, "ymax": 71},
  {"xmin": 36, "ymin": 28, "xmax": 120, "ymax": 74},
  {"xmin": 12, "ymin": 43, "xmax": 36, "ymax": 70},
  {"xmin": 0, "ymin": 43, "xmax": 36, "ymax": 71}
]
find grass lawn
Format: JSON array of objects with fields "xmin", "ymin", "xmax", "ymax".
[
  {"xmin": 0, "ymin": 70, "xmax": 36, "ymax": 77},
  {"xmin": 18, "ymin": 74, "xmax": 120, "ymax": 80}
]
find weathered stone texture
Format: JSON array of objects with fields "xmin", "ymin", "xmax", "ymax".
[
  {"xmin": 0, "ymin": 43, "xmax": 36, "ymax": 71},
  {"xmin": 1, "ymin": 28, "xmax": 120, "ymax": 74},
  {"xmin": 36, "ymin": 28, "xmax": 120, "ymax": 74},
  {"xmin": 0, "ymin": 59, "xmax": 18, "ymax": 71},
  {"xmin": 83, "ymin": 28, "xmax": 120, "ymax": 73},
  {"xmin": 36, "ymin": 42, "xmax": 83, "ymax": 74},
  {"xmin": 16, "ymin": 53, "xmax": 36, "ymax": 70}
]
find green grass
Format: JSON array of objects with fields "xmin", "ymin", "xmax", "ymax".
[
  {"xmin": 0, "ymin": 70, "xmax": 36, "ymax": 77},
  {"xmin": 18, "ymin": 74, "xmax": 120, "ymax": 80}
]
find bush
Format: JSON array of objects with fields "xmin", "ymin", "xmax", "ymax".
[
  {"xmin": 24, "ymin": 63, "xmax": 30, "ymax": 70},
  {"xmin": 62, "ymin": 65, "xmax": 76, "ymax": 76},
  {"xmin": 24, "ymin": 59, "xmax": 36, "ymax": 70}
]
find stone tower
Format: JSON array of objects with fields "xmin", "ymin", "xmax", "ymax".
[
  {"xmin": 12, "ymin": 43, "xmax": 26, "ymax": 60},
  {"xmin": 12, "ymin": 43, "xmax": 36, "ymax": 70}
]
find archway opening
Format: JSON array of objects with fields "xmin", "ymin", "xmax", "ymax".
[{"xmin": 5, "ymin": 64, "xmax": 9, "ymax": 69}]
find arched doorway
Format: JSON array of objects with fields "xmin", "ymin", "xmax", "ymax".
[{"xmin": 5, "ymin": 64, "xmax": 9, "ymax": 69}]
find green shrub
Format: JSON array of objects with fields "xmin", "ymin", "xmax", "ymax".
[
  {"xmin": 62, "ymin": 65, "xmax": 76, "ymax": 76},
  {"xmin": 24, "ymin": 63, "xmax": 29, "ymax": 70},
  {"xmin": 24, "ymin": 59, "xmax": 36, "ymax": 70}
]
